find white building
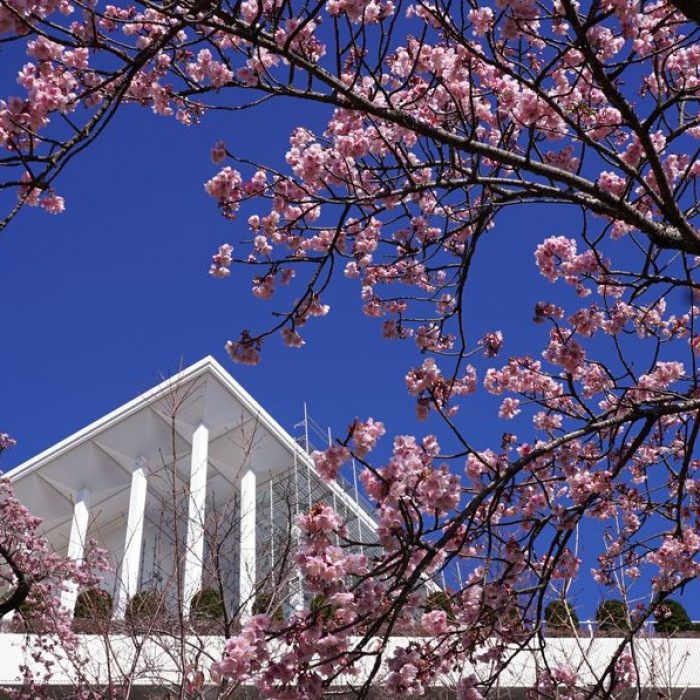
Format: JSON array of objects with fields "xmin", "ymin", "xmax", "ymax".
[
  {"xmin": 2, "ymin": 357, "xmax": 700, "ymax": 697},
  {"xmin": 4, "ymin": 355, "xmax": 377, "ymax": 624}
]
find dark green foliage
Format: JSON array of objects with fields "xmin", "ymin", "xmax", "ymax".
[
  {"xmin": 310, "ymin": 593, "xmax": 334, "ymax": 621},
  {"xmin": 190, "ymin": 588, "xmax": 225, "ymax": 620},
  {"xmin": 655, "ymin": 600, "xmax": 692, "ymax": 634},
  {"xmin": 544, "ymin": 600, "xmax": 579, "ymax": 632},
  {"xmin": 252, "ymin": 592, "xmax": 284, "ymax": 622},
  {"xmin": 126, "ymin": 589, "xmax": 162, "ymax": 621},
  {"xmin": 74, "ymin": 588, "xmax": 113, "ymax": 620},
  {"xmin": 596, "ymin": 599, "xmax": 630, "ymax": 632},
  {"xmin": 425, "ymin": 591, "xmax": 455, "ymax": 619}
]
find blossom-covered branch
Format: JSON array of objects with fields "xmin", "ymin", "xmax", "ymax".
[{"xmin": 2, "ymin": 0, "xmax": 700, "ymax": 696}]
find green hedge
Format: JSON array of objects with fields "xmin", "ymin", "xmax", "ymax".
[
  {"xmin": 252, "ymin": 592, "xmax": 284, "ymax": 622},
  {"xmin": 425, "ymin": 591, "xmax": 455, "ymax": 620},
  {"xmin": 655, "ymin": 600, "xmax": 692, "ymax": 634},
  {"xmin": 596, "ymin": 599, "xmax": 630, "ymax": 632},
  {"xmin": 74, "ymin": 588, "xmax": 113, "ymax": 620},
  {"xmin": 544, "ymin": 600, "xmax": 579, "ymax": 631},
  {"xmin": 126, "ymin": 590, "xmax": 162, "ymax": 621},
  {"xmin": 190, "ymin": 588, "xmax": 225, "ymax": 620}
]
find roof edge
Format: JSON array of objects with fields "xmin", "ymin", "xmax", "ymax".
[
  {"xmin": 5, "ymin": 355, "xmax": 378, "ymax": 532},
  {"xmin": 5, "ymin": 356, "xmax": 220, "ymax": 482}
]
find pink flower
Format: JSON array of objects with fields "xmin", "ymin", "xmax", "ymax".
[
  {"xmin": 311, "ymin": 445, "xmax": 351, "ymax": 481},
  {"xmin": 0, "ymin": 432, "xmax": 16, "ymax": 451},
  {"xmin": 543, "ymin": 329, "xmax": 586, "ymax": 374},
  {"xmin": 40, "ymin": 192, "xmax": 65, "ymax": 214},
  {"xmin": 281, "ymin": 327, "xmax": 305, "ymax": 347},
  {"xmin": 209, "ymin": 243, "xmax": 233, "ymax": 278},
  {"xmin": 225, "ymin": 332, "xmax": 260, "ymax": 365},
  {"xmin": 498, "ymin": 397, "xmax": 521, "ymax": 419},
  {"xmin": 351, "ymin": 417, "xmax": 385, "ymax": 457},
  {"xmin": 421, "ymin": 609, "xmax": 449, "ymax": 634},
  {"xmin": 251, "ymin": 274, "xmax": 274, "ymax": 299},
  {"xmin": 480, "ymin": 330, "xmax": 504, "ymax": 357},
  {"xmin": 597, "ymin": 170, "xmax": 626, "ymax": 197},
  {"xmin": 211, "ymin": 140, "xmax": 227, "ymax": 163},
  {"xmin": 468, "ymin": 6, "xmax": 493, "ymax": 35},
  {"xmin": 204, "ymin": 166, "xmax": 243, "ymax": 217}
]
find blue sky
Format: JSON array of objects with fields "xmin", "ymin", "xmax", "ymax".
[
  {"xmin": 1, "ymin": 92, "xmax": 698, "ymax": 620},
  {"xmin": 0, "ymin": 96, "xmax": 556, "ymax": 464}
]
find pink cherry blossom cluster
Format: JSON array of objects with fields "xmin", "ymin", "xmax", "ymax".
[
  {"xmin": 326, "ymin": 0, "xmax": 394, "ymax": 23},
  {"xmin": 209, "ymin": 243, "xmax": 233, "ymax": 278},
  {"xmin": 531, "ymin": 665, "xmax": 582, "ymax": 700},
  {"xmin": 350, "ymin": 417, "xmax": 385, "ymax": 457},
  {"xmin": 0, "ymin": 475, "xmax": 110, "ymax": 690},
  {"xmin": 646, "ymin": 529, "xmax": 700, "ymax": 592},
  {"xmin": 535, "ymin": 236, "xmax": 602, "ymax": 296},
  {"xmin": 386, "ymin": 643, "xmax": 437, "ymax": 696},
  {"xmin": 225, "ymin": 330, "xmax": 260, "ymax": 365},
  {"xmin": 211, "ymin": 614, "xmax": 268, "ymax": 682},
  {"xmin": 632, "ymin": 361, "xmax": 685, "ymax": 402},
  {"xmin": 0, "ymin": 0, "xmax": 72, "ymax": 34},
  {"xmin": 204, "ymin": 167, "xmax": 245, "ymax": 219},
  {"xmin": 405, "ymin": 358, "xmax": 477, "ymax": 419},
  {"xmin": 361, "ymin": 434, "xmax": 461, "ymax": 535},
  {"xmin": 479, "ymin": 330, "xmax": 504, "ymax": 358},
  {"xmin": 311, "ymin": 446, "xmax": 351, "ymax": 481},
  {"xmin": 0, "ymin": 432, "xmax": 16, "ymax": 451},
  {"xmin": 297, "ymin": 503, "xmax": 367, "ymax": 593},
  {"xmin": 186, "ymin": 49, "xmax": 233, "ymax": 88}
]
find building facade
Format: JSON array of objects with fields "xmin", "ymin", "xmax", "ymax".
[
  {"xmin": 5, "ymin": 356, "xmax": 377, "ymax": 624},
  {"xmin": 3, "ymin": 358, "xmax": 700, "ymax": 697}
]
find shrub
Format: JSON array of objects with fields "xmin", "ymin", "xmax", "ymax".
[
  {"xmin": 252, "ymin": 592, "xmax": 284, "ymax": 622},
  {"xmin": 190, "ymin": 588, "xmax": 225, "ymax": 620},
  {"xmin": 425, "ymin": 591, "xmax": 455, "ymax": 619},
  {"xmin": 596, "ymin": 599, "xmax": 629, "ymax": 632},
  {"xmin": 655, "ymin": 600, "xmax": 692, "ymax": 634},
  {"xmin": 310, "ymin": 593, "xmax": 334, "ymax": 621},
  {"xmin": 544, "ymin": 600, "xmax": 579, "ymax": 632},
  {"xmin": 126, "ymin": 589, "xmax": 162, "ymax": 621},
  {"xmin": 74, "ymin": 588, "xmax": 113, "ymax": 620}
]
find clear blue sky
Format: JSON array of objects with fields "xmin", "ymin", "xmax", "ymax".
[
  {"xmin": 0, "ymin": 97, "xmax": 557, "ymax": 463},
  {"xmin": 0, "ymin": 94, "xmax": 697, "ymax": 619}
]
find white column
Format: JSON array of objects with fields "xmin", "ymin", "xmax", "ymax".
[
  {"xmin": 289, "ymin": 523, "xmax": 304, "ymax": 612},
  {"xmin": 183, "ymin": 423, "xmax": 209, "ymax": 618},
  {"xmin": 239, "ymin": 467, "xmax": 257, "ymax": 618},
  {"xmin": 291, "ymin": 451, "xmax": 304, "ymax": 612},
  {"xmin": 114, "ymin": 458, "xmax": 148, "ymax": 619},
  {"xmin": 61, "ymin": 488, "xmax": 90, "ymax": 614}
]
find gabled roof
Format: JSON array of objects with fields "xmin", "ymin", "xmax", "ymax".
[
  {"xmin": 8, "ymin": 356, "xmax": 291, "ymax": 481},
  {"xmin": 7, "ymin": 356, "xmax": 377, "ymax": 538}
]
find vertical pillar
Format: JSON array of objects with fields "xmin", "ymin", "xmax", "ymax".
[
  {"xmin": 61, "ymin": 488, "xmax": 90, "ymax": 614},
  {"xmin": 183, "ymin": 423, "xmax": 209, "ymax": 618},
  {"xmin": 289, "ymin": 523, "xmax": 304, "ymax": 612},
  {"xmin": 114, "ymin": 458, "xmax": 148, "ymax": 620},
  {"xmin": 239, "ymin": 467, "xmax": 256, "ymax": 618},
  {"xmin": 269, "ymin": 478, "xmax": 274, "ymax": 574},
  {"xmin": 291, "ymin": 451, "xmax": 304, "ymax": 612}
]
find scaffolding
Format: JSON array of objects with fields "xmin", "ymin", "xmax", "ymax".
[{"xmin": 250, "ymin": 404, "xmax": 380, "ymax": 611}]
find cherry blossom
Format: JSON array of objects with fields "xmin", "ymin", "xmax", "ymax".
[{"xmin": 2, "ymin": 0, "xmax": 700, "ymax": 695}]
